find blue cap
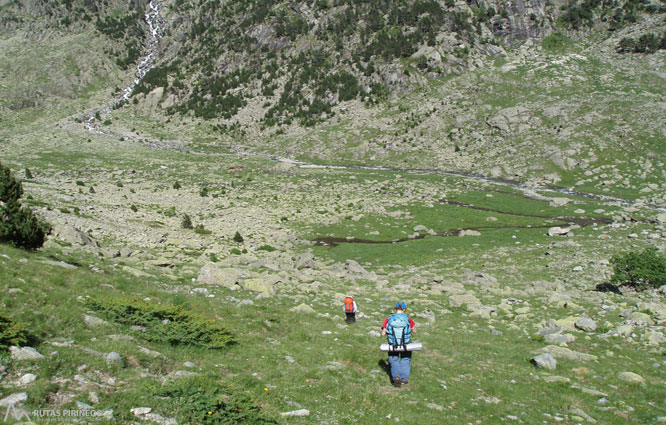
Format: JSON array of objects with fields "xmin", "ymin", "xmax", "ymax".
[{"xmin": 395, "ymin": 302, "xmax": 407, "ymax": 309}]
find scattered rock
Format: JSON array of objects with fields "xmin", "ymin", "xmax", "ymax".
[
  {"xmin": 241, "ymin": 277, "xmax": 276, "ymax": 296},
  {"xmin": 17, "ymin": 374, "xmax": 37, "ymax": 386},
  {"xmin": 0, "ymin": 392, "xmax": 28, "ymax": 407},
  {"xmin": 9, "ymin": 346, "xmax": 44, "ymax": 360},
  {"xmin": 536, "ymin": 345, "xmax": 598, "ymax": 362},
  {"xmin": 53, "ymin": 224, "xmax": 99, "ymax": 247},
  {"xmin": 618, "ymin": 372, "xmax": 646, "ymax": 385},
  {"xmin": 531, "ymin": 353, "xmax": 557, "ymax": 370},
  {"xmin": 345, "ymin": 259, "xmax": 367, "ymax": 274},
  {"xmin": 83, "ymin": 314, "xmax": 109, "ymax": 327},
  {"xmin": 575, "ymin": 317, "xmax": 598, "ymax": 332},
  {"xmin": 548, "ymin": 227, "xmax": 569, "ymax": 236},
  {"xmin": 543, "ymin": 376, "xmax": 570, "ymax": 383},
  {"xmin": 289, "ymin": 303, "xmax": 316, "ymax": 314},
  {"xmin": 105, "ymin": 352, "xmax": 123, "ymax": 365},
  {"xmin": 281, "ymin": 409, "xmax": 310, "ymax": 417},
  {"xmin": 197, "ymin": 264, "xmax": 243, "ymax": 288}
]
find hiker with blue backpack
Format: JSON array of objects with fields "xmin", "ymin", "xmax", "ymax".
[{"xmin": 381, "ymin": 302, "xmax": 416, "ymax": 387}]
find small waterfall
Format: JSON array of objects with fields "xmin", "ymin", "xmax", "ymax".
[{"xmin": 83, "ymin": 0, "xmax": 165, "ymax": 133}]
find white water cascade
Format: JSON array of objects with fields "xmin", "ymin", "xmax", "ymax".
[{"xmin": 83, "ymin": 0, "xmax": 165, "ymax": 134}]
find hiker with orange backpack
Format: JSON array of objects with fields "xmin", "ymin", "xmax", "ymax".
[{"xmin": 344, "ymin": 296, "xmax": 357, "ymax": 324}]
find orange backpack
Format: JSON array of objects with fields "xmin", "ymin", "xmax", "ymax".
[{"xmin": 344, "ymin": 297, "xmax": 354, "ymax": 313}]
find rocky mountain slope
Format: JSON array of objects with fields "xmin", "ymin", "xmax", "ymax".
[{"xmin": 0, "ymin": 1, "xmax": 665, "ymax": 423}]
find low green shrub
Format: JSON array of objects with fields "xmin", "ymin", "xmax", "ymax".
[
  {"xmin": 85, "ymin": 296, "xmax": 235, "ymax": 349},
  {"xmin": 610, "ymin": 247, "xmax": 666, "ymax": 290},
  {"xmin": 257, "ymin": 244, "xmax": 275, "ymax": 252},
  {"xmin": 154, "ymin": 376, "xmax": 277, "ymax": 424},
  {"xmin": 0, "ymin": 314, "xmax": 36, "ymax": 351},
  {"xmin": 194, "ymin": 224, "xmax": 211, "ymax": 235},
  {"xmin": 181, "ymin": 214, "xmax": 193, "ymax": 229}
]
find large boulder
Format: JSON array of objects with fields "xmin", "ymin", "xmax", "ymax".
[
  {"xmin": 197, "ymin": 264, "xmax": 244, "ymax": 289},
  {"xmin": 52, "ymin": 224, "xmax": 98, "ymax": 247},
  {"xmin": 618, "ymin": 372, "xmax": 645, "ymax": 385},
  {"xmin": 289, "ymin": 303, "xmax": 316, "ymax": 314},
  {"xmin": 9, "ymin": 347, "xmax": 44, "ymax": 361},
  {"xmin": 536, "ymin": 345, "xmax": 598, "ymax": 362},
  {"xmin": 449, "ymin": 293, "xmax": 482, "ymax": 310},
  {"xmin": 345, "ymin": 259, "xmax": 367, "ymax": 274},
  {"xmin": 240, "ymin": 277, "xmax": 276, "ymax": 296},
  {"xmin": 574, "ymin": 317, "xmax": 598, "ymax": 332},
  {"xmin": 531, "ymin": 353, "xmax": 557, "ymax": 370}
]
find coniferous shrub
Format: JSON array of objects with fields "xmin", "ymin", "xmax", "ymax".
[
  {"xmin": 154, "ymin": 376, "xmax": 277, "ymax": 424},
  {"xmin": 194, "ymin": 224, "xmax": 211, "ymax": 235},
  {"xmin": 24, "ymin": 168, "xmax": 33, "ymax": 179},
  {"xmin": 233, "ymin": 231, "xmax": 244, "ymax": 243},
  {"xmin": 0, "ymin": 314, "xmax": 36, "ymax": 351},
  {"xmin": 610, "ymin": 247, "xmax": 666, "ymax": 290},
  {"xmin": 0, "ymin": 162, "xmax": 49, "ymax": 249},
  {"xmin": 181, "ymin": 214, "xmax": 193, "ymax": 229},
  {"xmin": 0, "ymin": 163, "xmax": 23, "ymax": 202},
  {"xmin": 86, "ymin": 297, "xmax": 235, "ymax": 349}
]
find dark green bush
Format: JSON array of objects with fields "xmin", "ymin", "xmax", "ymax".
[
  {"xmin": 610, "ymin": 247, "xmax": 666, "ymax": 290},
  {"xmin": 154, "ymin": 376, "xmax": 277, "ymax": 424},
  {"xmin": 0, "ymin": 162, "xmax": 23, "ymax": 202},
  {"xmin": 233, "ymin": 231, "xmax": 244, "ymax": 243},
  {"xmin": 0, "ymin": 314, "xmax": 36, "ymax": 351},
  {"xmin": 181, "ymin": 214, "xmax": 193, "ymax": 229},
  {"xmin": 0, "ymin": 163, "xmax": 49, "ymax": 250},
  {"xmin": 257, "ymin": 244, "xmax": 276, "ymax": 252},
  {"xmin": 86, "ymin": 297, "xmax": 235, "ymax": 349},
  {"xmin": 194, "ymin": 224, "xmax": 211, "ymax": 235}
]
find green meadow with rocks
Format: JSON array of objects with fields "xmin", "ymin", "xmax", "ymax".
[{"xmin": 1, "ymin": 0, "xmax": 666, "ymax": 423}]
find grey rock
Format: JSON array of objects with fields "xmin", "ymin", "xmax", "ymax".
[
  {"xmin": 536, "ymin": 345, "xmax": 598, "ymax": 362},
  {"xmin": 241, "ymin": 277, "xmax": 276, "ymax": 296},
  {"xmin": 575, "ymin": 317, "xmax": 598, "ymax": 332},
  {"xmin": 119, "ymin": 246, "xmax": 133, "ymax": 257},
  {"xmin": 544, "ymin": 333, "xmax": 575, "ymax": 345},
  {"xmin": 17, "ymin": 373, "xmax": 37, "ymax": 385},
  {"xmin": 138, "ymin": 346, "xmax": 166, "ymax": 359},
  {"xmin": 131, "ymin": 407, "xmax": 153, "ymax": 416},
  {"xmin": 9, "ymin": 346, "xmax": 44, "ymax": 360},
  {"xmin": 53, "ymin": 224, "xmax": 99, "ymax": 247},
  {"xmin": 197, "ymin": 264, "xmax": 244, "ymax": 288},
  {"xmin": 548, "ymin": 226, "xmax": 569, "ymax": 236},
  {"xmin": 105, "ymin": 352, "xmax": 123, "ymax": 365},
  {"xmin": 170, "ymin": 370, "xmax": 200, "ymax": 378},
  {"xmin": 618, "ymin": 372, "xmax": 645, "ymax": 385},
  {"xmin": 281, "ymin": 409, "xmax": 310, "ymax": 417},
  {"xmin": 0, "ymin": 392, "xmax": 28, "ymax": 407},
  {"xmin": 345, "ymin": 259, "xmax": 367, "ymax": 274},
  {"xmin": 76, "ymin": 401, "xmax": 93, "ymax": 410},
  {"xmin": 530, "ymin": 353, "xmax": 557, "ymax": 370},
  {"xmin": 290, "ymin": 303, "xmax": 316, "ymax": 314},
  {"xmin": 570, "ymin": 383, "xmax": 608, "ymax": 397},
  {"xmin": 295, "ymin": 252, "xmax": 316, "ymax": 269},
  {"xmin": 83, "ymin": 314, "xmax": 109, "ymax": 327}
]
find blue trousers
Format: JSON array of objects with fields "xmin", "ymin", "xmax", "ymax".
[{"xmin": 388, "ymin": 352, "xmax": 412, "ymax": 382}]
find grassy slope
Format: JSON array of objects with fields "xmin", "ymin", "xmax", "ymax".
[{"xmin": 1, "ymin": 16, "xmax": 665, "ymax": 425}]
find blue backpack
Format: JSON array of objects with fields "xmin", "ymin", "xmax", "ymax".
[{"xmin": 386, "ymin": 313, "xmax": 411, "ymax": 347}]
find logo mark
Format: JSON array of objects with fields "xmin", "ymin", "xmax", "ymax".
[{"xmin": 3, "ymin": 403, "xmax": 31, "ymax": 423}]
